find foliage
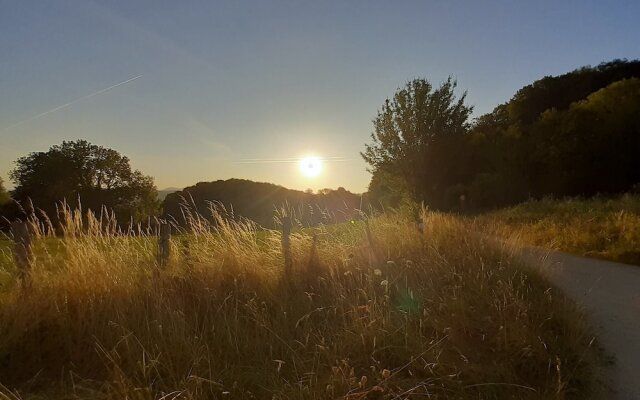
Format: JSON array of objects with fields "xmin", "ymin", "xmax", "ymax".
[
  {"xmin": 529, "ymin": 78, "xmax": 640, "ymax": 196},
  {"xmin": 467, "ymin": 77, "xmax": 640, "ymax": 207},
  {"xmin": 477, "ymin": 194, "xmax": 640, "ymax": 265},
  {"xmin": 365, "ymin": 60, "xmax": 640, "ymax": 211},
  {"xmin": 507, "ymin": 59, "xmax": 640, "ymax": 125},
  {"xmin": 163, "ymin": 179, "xmax": 368, "ymax": 228},
  {"xmin": 0, "ymin": 207, "xmax": 600, "ymax": 399},
  {"xmin": 463, "ymin": 60, "xmax": 640, "ymax": 209},
  {"xmin": 8, "ymin": 140, "xmax": 159, "ymax": 225},
  {"xmin": 0, "ymin": 178, "xmax": 9, "ymax": 206},
  {"xmin": 362, "ymin": 78, "xmax": 473, "ymax": 209},
  {"xmin": 366, "ymin": 168, "xmax": 413, "ymax": 210}
]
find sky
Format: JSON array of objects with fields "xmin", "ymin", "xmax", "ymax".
[{"xmin": 1, "ymin": 1, "xmax": 639, "ymax": 193}]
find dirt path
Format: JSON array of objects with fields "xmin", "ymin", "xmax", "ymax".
[{"xmin": 523, "ymin": 249, "xmax": 640, "ymax": 399}]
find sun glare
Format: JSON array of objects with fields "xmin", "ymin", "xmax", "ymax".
[{"xmin": 299, "ymin": 156, "xmax": 322, "ymax": 177}]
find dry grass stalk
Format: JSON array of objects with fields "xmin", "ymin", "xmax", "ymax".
[{"xmin": 0, "ymin": 204, "xmax": 601, "ymax": 399}]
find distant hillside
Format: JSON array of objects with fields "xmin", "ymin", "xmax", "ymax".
[
  {"xmin": 162, "ymin": 179, "xmax": 367, "ymax": 228},
  {"xmin": 157, "ymin": 187, "xmax": 182, "ymax": 201},
  {"xmin": 507, "ymin": 59, "xmax": 640, "ymax": 125}
]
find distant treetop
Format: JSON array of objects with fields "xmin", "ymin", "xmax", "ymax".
[
  {"xmin": 8, "ymin": 139, "xmax": 159, "ymax": 224},
  {"xmin": 162, "ymin": 178, "xmax": 367, "ymax": 228}
]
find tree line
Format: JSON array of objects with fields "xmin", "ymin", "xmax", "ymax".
[
  {"xmin": 0, "ymin": 141, "xmax": 365, "ymax": 230},
  {"xmin": 163, "ymin": 179, "xmax": 366, "ymax": 228},
  {"xmin": 364, "ymin": 59, "xmax": 640, "ymax": 211},
  {"xmin": 2, "ymin": 59, "xmax": 638, "ymax": 227}
]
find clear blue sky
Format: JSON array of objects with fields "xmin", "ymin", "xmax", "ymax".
[{"xmin": 1, "ymin": 1, "xmax": 638, "ymax": 193}]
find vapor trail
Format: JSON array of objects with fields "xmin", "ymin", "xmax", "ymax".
[
  {"xmin": 235, "ymin": 156, "xmax": 355, "ymax": 164},
  {"xmin": 3, "ymin": 74, "xmax": 143, "ymax": 131}
]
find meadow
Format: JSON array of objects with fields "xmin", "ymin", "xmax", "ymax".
[
  {"xmin": 0, "ymin": 206, "xmax": 600, "ymax": 399},
  {"xmin": 476, "ymin": 194, "xmax": 640, "ymax": 265}
]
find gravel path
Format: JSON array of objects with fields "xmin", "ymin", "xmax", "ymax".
[{"xmin": 524, "ymin": 249, "xmax": 640, "ymax": 400}]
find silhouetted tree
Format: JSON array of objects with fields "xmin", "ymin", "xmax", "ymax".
[
  {"xmin": 528, "ymin": 78, "xmax": 640, "ymax": 197},
  {"xmin": 362, "ymin": 78, "xmax": 473, "ymax": 208},
  {"xmin": 367, "ymin": 168, "xmax": 412, "ymax": 210},
  {"xmin": 508, "ymin": 59, "xmax": 640, "ymax": 125},
  {"xmin": 0, "ymin": 177, "xmax": 9, "ymax": 206},
  {"xmin": 10, "ymin": 140, "xmax": 159, "ymax": 224},
  {"xmin": 462, "ymin": 59, "xmax": 640, "ymax": 209},
  {"xmin": 364, "ymin": 60, "xmax": 640, "ymax": 211}
]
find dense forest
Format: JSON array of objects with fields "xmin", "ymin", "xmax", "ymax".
[
  {"xmin": 367, "ymin": 59, "xmax": 640, "ymax": 210},
  {"xmin": 163, "ymin": 179, "xmax": 367, "ymax": 228}
]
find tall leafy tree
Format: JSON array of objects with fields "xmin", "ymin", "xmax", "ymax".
[
  {"xmin": 362, "ymin": 78, "xmax": 473, "ymax": 208},
  {"xmin": 10, "ymin": 140, "xmax": 159, "ymax": 223}
]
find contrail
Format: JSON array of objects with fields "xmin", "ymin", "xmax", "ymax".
[
  {"xmin": 3, "ymin": 74, "xmax": 143, "ymax": 131},
  {"xmin": 235, "ymin": 156, "xmax": 356, "ymax": 164}
]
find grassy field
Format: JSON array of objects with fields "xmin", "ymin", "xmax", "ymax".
[
  {"xmin": 476, "ymin": 194, "xmax": 640, "ymax": 265},
  {"xmin": 0, "ymin": 207, "xmax": 600, "ymax": 399}
]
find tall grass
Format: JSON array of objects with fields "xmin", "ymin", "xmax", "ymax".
[
  {"xmin": 0, "ymin": 205, "xmax": 599, "ymax": 399},
  {"xmin": 477, "ymin": 194, "xmax": 640, "ymax": 265}
]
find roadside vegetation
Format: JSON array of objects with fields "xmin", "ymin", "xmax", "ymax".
[
  {"xmin": 0, "ymin": 207, "xmax": 600, "ymax": 399},
  {"xmin": 476, "ymin": 194, "xmax": 640, "ymax": 265}
]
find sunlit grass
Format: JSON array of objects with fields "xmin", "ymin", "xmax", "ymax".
[
  {"xmin": 477, "ymin": 194, "xmax": 640, "ymax": 265},
  {"xmin": 0, "ymin": 205, "xmax": 600, "ymax": 399}
]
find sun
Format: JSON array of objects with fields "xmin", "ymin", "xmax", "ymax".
[{"xmin": 299, "ymin": 156, "xmax": 322, "ymax": 177}]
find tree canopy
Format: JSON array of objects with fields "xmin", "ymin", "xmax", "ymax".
[
  {"xmin": 9, "ymin": 140, "xmax": 159, "ymax": 223},
  {"xmin": 362, "ymin": 78, "xmax": 473, "ymax": 209},
  {"xmin": 465, "ymin": 60, "xmax": 640, "ymax": 208},
  {"xmin": 507, "ymin": 59, "xmax": 640, "ymax": 125},
  {"xmin": 365, "ymin": 60, "xmax": 640, "ymax": 210},
  {"xmin": 528, "ymin": 78, "xmax": 640, "ymax": 196}
]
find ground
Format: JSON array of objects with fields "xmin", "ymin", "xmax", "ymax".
[{"xmin": 523, "ymin": 249, "xmax": 640, "ymax": 399}]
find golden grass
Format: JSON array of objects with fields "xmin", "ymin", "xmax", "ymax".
[
  {"xmin": 0, "ymin": 206, "xmax": 600, "ymax": 399},
  {"xmin": 476, "ymin": 194, "xmax": 640, "ymax": 265}
]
